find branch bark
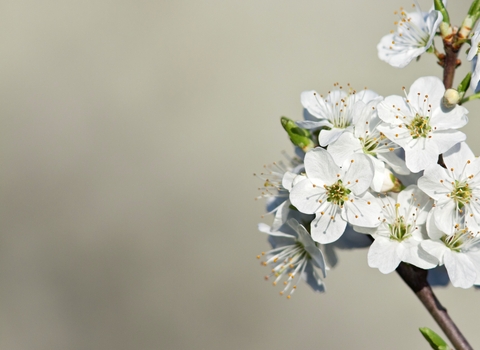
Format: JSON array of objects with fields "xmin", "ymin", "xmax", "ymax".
[{"xmin": 396, "ymin": 263, "xmax": 473, "ymax": 350}]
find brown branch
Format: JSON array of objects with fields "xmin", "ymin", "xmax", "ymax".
[
  {"xmin": 396, "ymin": 263, "xmax": 473, "ymax": 350},
  {"xmin": 443, "ymin": 42, "xmax": 459, "ymax": 90}
]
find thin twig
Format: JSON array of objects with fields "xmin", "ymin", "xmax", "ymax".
[{"xmin": 396, "ymin": 263, "xmax": 473, "ymax": 350}]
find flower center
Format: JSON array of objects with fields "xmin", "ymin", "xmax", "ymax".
[
  {"xmin": 407, "ymin": 114, "xmax": 431, "ymax": 138},
  {"xmin": 359, "ymin": 135, "xmax": 378, "ymax": 156},
  {"xmin": 388, "ymin": 217, "xmax": 410, "ymax": 241},
  {"xmin": 440, "ymin": 228, "xmax": 472, "ymax": 252},
  {"xmin": 388, "ymin": 204, "xmax": 411, "ymax": 241},
  {"xmin": 450, "ymin": 180, "xmax": 472, "ymax": 209},
  {"xmin": 325, "ymin": 180, "xmax": 351, "ymax": 206}
]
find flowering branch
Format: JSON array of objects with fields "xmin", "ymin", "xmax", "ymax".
[
  {"xmin": 396, "ymin": 263, "xmax": 473, "ymax": 350},
  {"xmin": 254, "ymin": 1, "xmax": 480, "ymax": 348}
]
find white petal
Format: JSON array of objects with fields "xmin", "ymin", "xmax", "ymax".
[
  {"xmin": 301, "ymin": 90, "xmax": 328, "ymax": 120},
  {"xmin": 370, "ymin": 157, "xmax": 386, "ymax": 192},
  {"xmin": 377, "ymin": 151, "xmax": 409, "ymax": 175},
  {"xmin": 304, "ymin": 148, "xmax": 339, "ymax": 185},
  {"xmin": 342, "ymin": 154, "xmax": 374, "ymax": 195},
  {"xmin": 444, "ymin": 250, "xmax": 477, "ymax": 288},
  {"xmin": 404, "ymin": 140, "xmax": 439, "ymax": 173},
  {"xmin": 430, "ymin": 130, "xmax": 466, "ymax": 154},
  {"xmin": 408, "ymin": 76, "xmax": 444, "ymax": 111},
  {"xmin": 426, "ymin": 210, "xmax": 446, "ymax": 240},
  {"xmin": 310, "ymin": 209, "xmax": 347, "ymax": 244},
  {"xmin": 418, "ymin": 164, "xmax": 451, "ymax": 200},
  {"xmin": 303, "ymin": 263, "xmax": 325, "ymax": 293},
  {"xmin": 443, "ymin": 142, "xmax": 475, "ymax": 175},
  {"xmin": 319, "ymin": 128, "xmax": 346, "ymax": 147},
  {"xmin": 466, "ymin": 251, "xmax": 480, "ymax": 285},
  {"xmin": 289, "ymin": 178, "xmax": 325, "ymax": 215},
  {"xmin": 288, "ymin": 219, "xmax": 327, "ymax": 276},
  {"xmin": 327, "ymin": 132, "xmax": 361, "ymax": 167},
  {"xmin": 271, "ymin": 200, "xmax": 290, "ymax": 232},
  {"xmin": 399, "ymin": 239, "xmax": 437, "ymax": 269},
  {"xmin": 430, "ymin": 105, "xmax": 468, "ymax": 130},
  {"xmin": 434, "ymin": 200, "xmax": 458, "ymax": 235},
  {"xmin": 282, "ymin": 171, "xmax": 297, "ymax": 191},
  {"xmin": 368, "ymin": 237, "xmax": 401, "ymax": 274},
  {"xmin": 296, "ymin": 120, "xmax": 331, "ymax": 129},
  {"xmin": 344, "ymin": 196, "xmax": 381, "ymax": 228},
  {"xmin": 377, "ymin": 95, "xmax": 410, "ymax": 124},
  {"xmin": 420, "ymin": 239, "xmax": 448, "ymax": 262}
]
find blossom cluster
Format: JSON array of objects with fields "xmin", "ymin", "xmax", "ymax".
[
  {"xmin": 255, "ymin": 0, "xmax": 480, "ymax": 295},
  {"xmin": 257, "ymin": 1, "xmax": 480, "ymax": 298},
  {"xmin": 256, "ymin": 74, "xmax": 480, "ymax": 296}
]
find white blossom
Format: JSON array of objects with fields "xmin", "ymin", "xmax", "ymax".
[
  {"xmin": 377, "ymin": 6, "xmax": 442, "ymax": 68},
  {"xmin": 467, "ymin": 26, "xmax": 480, "ymax": 92},
  {"xmin": 355, "ymin": 185, "xmax": 436, "ymax": 273},
  {"xmin": 255, "ymin": 159, "xmax": 303, "ymax": 231},
  {"xmin": 327, "ymin": 97, "xmax": 409, "ymax": 192},
  {"xmin": 290, "ymin": 148, "xmax": 381, "ymax": 244},
  {"xmin": 257, "ymin": 219, "xmax": 326, "ymax": 297},
  {"xmin": 420, "ymin": 214, "xmax": 480, "ymax": 288},
  {"xmin": 418, "ymin": 142, "xmax": 480, "ymax": 235},
  {"xmin": 377, "ymin": 76, "xmax": 468, "ymax": 173},
  {"xmin": 298, "ymin": 86, "xmax": 379, "ymax": 147}
]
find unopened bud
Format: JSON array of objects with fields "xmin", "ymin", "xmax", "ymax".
[
  {"xmin": 443, "ymin": 89, "xmax": 460, "ymax": 107},
  {"xmin": 280, "ymin": 116, "xmax": 315, "ymax": 152},
  {"xmin": 381, "ymin": 168, "xmax": 405, "ymax": 193}
]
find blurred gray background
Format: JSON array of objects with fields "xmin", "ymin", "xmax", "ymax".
[{"xmin": 2, "ymin": 0, "xmax": 480, "ymax": 349}]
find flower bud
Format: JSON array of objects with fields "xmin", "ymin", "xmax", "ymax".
[
  {"xmin": 443, "ymin": 88, "xmax": 460, "ymax": 107},
  {"xmin": 381, "ymin": 168, "xmax": 405, "ymax": 193},
  {"xmin": 280, "ymin": 116, "xmax": 315, "ymax": 152}
]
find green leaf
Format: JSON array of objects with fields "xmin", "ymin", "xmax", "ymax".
[
  {"xmin": 457, "ymin": 72, "xmax": 471, "ymax": 95},
  {"xmin": 419, "ymin": 327, "xmax": 450, "ymax": 350},
  {"xmin": 280, "ymin": 116, "xmax": 314, "ymax": 152}
]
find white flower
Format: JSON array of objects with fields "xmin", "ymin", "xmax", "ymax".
[
  {"xmin": 297, "ymin": 86, "xmax": 379, "ymax": 146},
  {"xmin": 355, "ymin": 185, "xmax": 436, "ymax": 273},
  {"xmin": 467, "ymin": 26, "xmax": 480, "ymax": 92},
  {"xmin": 418, "ymin": 142, "xmax": 480, "ymax": 235},
  {"xmin": 377, "ymin": 6, "xmax": 442, "ymax": 68},
  {"xmin": 290, "ymin": 148, "xmax": 381, "ymax": 244},
  {"xmin": 255, "ymin": 159, "xmax": 302, "ymax": 231},
  {"xmin": 327, "ymin": 97, "xmax": 409, "ymax": 192},
  {"xmin": 420, "ymin": 214, "xmax": 480, "ymax": 288},
  {"xmin": 257, "ymin": 219, "xmax": 326, "ymax": 297},
  {"xmin": 377, "ymin": 76, "xmax": 468, "ymax": 173}
]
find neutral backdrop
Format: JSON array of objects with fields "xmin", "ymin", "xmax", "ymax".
[{"xmin": 2, "ymin": 0, "xmax": 480, "ymax": 349}]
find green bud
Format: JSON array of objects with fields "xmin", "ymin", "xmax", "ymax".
[
  {"xmin": 280, "ymin": 116, "xmax": 315, "ymax": 152},
  {"xmin": 458, "ymin": 15, "xmax": 476, "ymax": 42},
  {"xmin": 419, "ymin": 327, "xmax": 450, "ymax": 350},
  {"xmin": 456, "ymin": 0, "xmax": 480, "ymax": 42},
  {"xmin": 434, "ymin": 0, "xmax": 454, "ymax": 40},
  {"xmin": 468, "ymin": 0, "xmax": 480, "ymax": 18},
  {"xmin": 434, "ymin": 0, "xmax": 450, "ymax": 24}
]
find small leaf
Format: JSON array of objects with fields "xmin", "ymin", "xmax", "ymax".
[
  {"xmin": 419, "ymin": 327, "xmax": 450, "ymax": 350},
  {"xmin": 457, "ymin": 72, "xmax": 471, "ymax": 95}
]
